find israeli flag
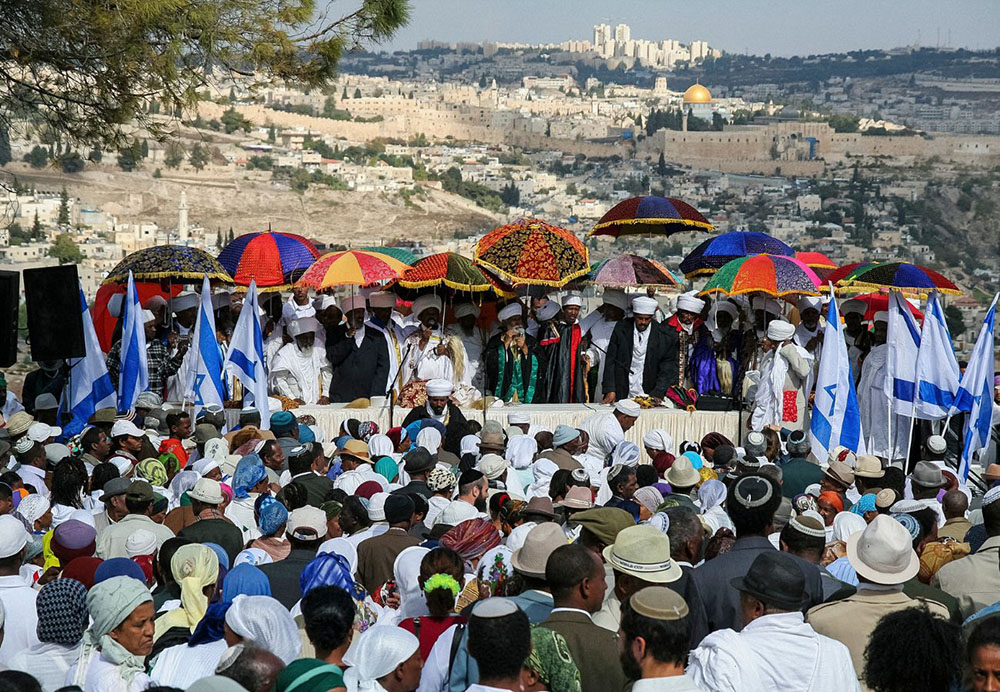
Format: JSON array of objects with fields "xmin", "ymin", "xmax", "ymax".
[
  {"xmin": 951, "ymin": 294, "xmax": 998, "ymax": 481},
  {"xmin": 224, "ymin": 280, "xmax": 271, "ymax": 430},
  {"xmin": 883, "ymin": 291, "xmax": 921, "ymax": 418},
  {"xmin": 913, "ymin": 293, "xmax": 961, "ymax": 420},
  {"xmin": 190, "ymin": 275, "xmax": 226, "ymax": 419},
  {"xmin": 810, "ymin": 286, "xmax": 866, "ymax": 460},
  {"xmin": 61, "ymin": 285, "xmax": 117, "ymax": 435},
  {"xmin": 118, "ymin": 271, "xmax": 149, "ymax": 412}
]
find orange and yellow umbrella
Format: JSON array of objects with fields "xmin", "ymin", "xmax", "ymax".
[{"xmin": 296, "ymin": 250, "xmax": 411, "ymax": 289}]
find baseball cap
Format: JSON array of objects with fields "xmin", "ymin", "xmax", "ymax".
[{"xmin": 287, "ymin": 506, "xmax": 327, "ymax": 541}]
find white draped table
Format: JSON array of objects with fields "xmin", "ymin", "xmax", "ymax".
[{"xmin": 231, "ymin": 404, "xmax": 743, "ymax": 449}]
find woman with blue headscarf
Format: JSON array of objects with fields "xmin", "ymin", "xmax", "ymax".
[
  {"xmin": 250, "ymin": 495, "xmax": 291, "ymax": 561},
  {"xmin": 225, "ymin": 454, "xmax": 269, "ymax": 542},
  {"xmin": 292, "ymin": 552, "xmax": 381, "ymax": 631}
]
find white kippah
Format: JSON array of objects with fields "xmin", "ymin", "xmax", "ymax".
[
  {"xmin": 471, "ymin": 597, "xmax": 519, "ymax": 618},
  {"xmin": 789, "ymin": 515, "xmax": 827, "ymax": 538},
  {"xmin": 984, "ymin": 487, "xmax": 1000, "ymax": 507}
]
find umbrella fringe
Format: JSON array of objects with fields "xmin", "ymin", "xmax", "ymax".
[
  {"xmin": 103, "ymin": 270, "xmax": 233, "ymax": 285},
  {"xmin": 589, "ymin": 217, "xmax": 714, "ymax": 235},
  {"xmin": 474, "ymin": 259, "xmax": 591, "ymax": 288},
  {"xmin": 697, "ymin": 286, "xmax": 822, "ymax": 298}
]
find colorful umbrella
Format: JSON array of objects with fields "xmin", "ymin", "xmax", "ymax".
[
  {"xmin": 398, "ymin": 252, "xmax": 499, "ymax": 293},
  {"xmin": 678, "ymin": 231, "xmax": 794, "ymax": 278},
  {"xmin": 217, "ymin": 231, "xmax": 321, "ymax": 292},
  {"xmin": 843, "ymin": 292, "xmax": 924, "ymax": 322},
  {"xmin": 699, "ymin": 254, "xmax": 821, "ymax": 298},
  {"xmin": 103, "ymin": 245, "xmax": 234, "ymax": 285},
  {"xmin": 360, "ymin": 246, "xmax": 421, "ymax": 266},
  {"xmin": 588, "ymin": 254, "xmax": 683, "ymax": 289},
  {"xmin": 474, "ymin": 218, "xmax": 589, "ymax": 287},
  {"xmin": 296, "ymin": 250, "xmax": 411, "ymax": 290},
  {"xmin": 837, "ymin": 261, "xmax": 960, "ymax": 296},
  {"xmin": 795, "ymin": 252, "xmax": 837, "ymax": 270},
  {"xmin": 588, "ymin": 196, "xmax": 712, "ymax": 238}
]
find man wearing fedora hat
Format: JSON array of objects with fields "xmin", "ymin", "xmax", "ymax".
[
  {"xmin": 908, "ymin": 461, "xmax": 947, "ymax": 528},
  {"xmin": 820, "ymin": 459, "xmax": 856, "ymax": 511},
  {"xmin": 932, "ymin": 487, "xmax": 1000, "ymax": 619},
  {"xmin": 661, "ymin": 457, "xmax": 701, "ymax": 512},
  {"xmin": 689, "ymin": 551, "xmax": 859, "ymax": 691},
  {"xmin": 395, "ymin": 448, "xmax": 435, "ymax": 499},
  {"xmin": 593, "ymin": 525, "xmax": 681, "ymax": 633},
  {"xmin": 332, "ymin": 440, "xmax": 380, "ymax": 495},
  {"xmin": 808, "ymin": 515, "xmax": 949, "ymax": 689}
]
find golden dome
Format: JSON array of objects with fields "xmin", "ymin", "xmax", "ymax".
[{"xmin": 683, "ymin": 83, "xmax": 712, "ymax": 103}]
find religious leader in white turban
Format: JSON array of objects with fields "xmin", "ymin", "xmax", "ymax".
[
  {"xmin": 398, "ymin": 295, "xmax": 477, "ymax": 406},
  {"xmin": 484, "ymin": 301, "xmax": 543, "ymax": 404},
  {"xmin": 581, "ymin": 289, "xmax": 628, "ymax": 403},
  {"xmin": 750, "ymin": 319, "xmax": 814, "ymax": 432},
  {"xmin": 399, "ymin": 378, "xmax": 471, "ymax": 458},
  {"xmin": 663, "ymin": 292, "xmax": 707, "ymax": 389},
  {"xmin": 794, "ymin": 295, "xmax": 825, "ymax": 356},
  {"xmin": 578, "ymin": 399, "xmax": 643, "ymax": 480},
  {"xmin": 445, "ymin": 302, "xmax": 488, "ymax": 391},
  {"xmin": 270, "ymin": 317, "xmax": 332, "ymax": 405},
  {"xmin": 365, "ymin": 290, "xmax": 412, "ymax": 399},
  {"xmin": 857, "ymin": 311, "xmax": 909, "ymax": 459}
]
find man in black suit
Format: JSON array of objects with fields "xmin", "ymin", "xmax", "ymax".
[
  {"xmin": 259, "ymin": 506, "xmax": 326, "ymax": 608},
  {"xmin": 327, "ymin": 296, "xmax": 390, "ymax": 402},
  {"xmin": 601, "ymin": 295, "xmax": 679, "ymax": 404},
  {"xmin": 400, "ymin": 378, "xmax": 469, "ymax": 456}
]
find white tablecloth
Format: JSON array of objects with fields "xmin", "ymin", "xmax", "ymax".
[{"xmin": 230, "ymin": 404, "xmax": 743, "ymax": 449}]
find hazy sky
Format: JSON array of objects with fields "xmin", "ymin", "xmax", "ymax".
[{"xmin": 373, "ymin": 0, "xmax": 999, "ymax": 56}]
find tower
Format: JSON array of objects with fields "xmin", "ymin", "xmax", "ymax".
[{"xmin": 178, "ymin": 190, "xmax": 189, "ymax": 242}]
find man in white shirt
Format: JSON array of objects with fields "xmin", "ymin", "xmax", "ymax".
[
  {"xmin": 687, "ymin": 551, "xmax": 859, "ymax": 692},
  {"xmin": 581, "ymin": 289, "xmax": 627, "ymax": 403},
  {"xmin": 446, "ymin": 302, "xmax": 488, "ymax": 390},
  {"xmin": 618, "ymin": 586, "xmax": 703, "ymax": 691},
  {"xmin": 270, "ymin": 317, "xmax": 332, "ymax": 405},
  {"xmin": 94, "ymin": 480, "xmax": 176, "ymax": 559},
  {"xmin": 14, "ymin": 439, "xmax": 50, "ymax": 498},
  {"xmin": 0, "ymin": 515, "xmax": 40, "ymax": 668},
  {"xmin": 577, "ymin": 400, "xmax": 641, "ymax": 479}
]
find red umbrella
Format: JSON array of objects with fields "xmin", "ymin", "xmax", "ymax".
[{"xmin": 843, "ymin": 293, "xmax": 924, "ymax": 323}]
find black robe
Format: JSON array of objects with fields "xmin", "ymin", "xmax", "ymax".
[
  {"xmin": 401, "ymin": 403, "xmax": 469, "ymax": 457},
  {"xmin": 484, "ymin": 333, "xmax": 544, "ymax": 403},
  {"xmin": 538, "ymin": 320, "xmax": 588, "ymax": 404},
  {"xmin": 327, "ymin": 326, "xmax": 390, "ymax": 403},
  {"xmin": 602, "ymin": 319, "xmax": 679, "ymax": 400}
]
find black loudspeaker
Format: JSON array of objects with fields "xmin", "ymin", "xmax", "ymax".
[
  {"xmin": 0, "ymin": 270, "xmax": 18, "ymax": 367},
  {"xmin": 23, "ymin": 265, "xmax": 85, "ymax": 361}
]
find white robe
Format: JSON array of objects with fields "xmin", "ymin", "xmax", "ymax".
[
  {"xmin": 858, "ymin": 344, "xmax": 909, "ymax": 460},
  {"xmin": 628, "ymin": 325, "xmax": 651, "ymax": 397},
  {"xmin": 687, "ymin": 612, "xmax": 860, "ymax": 692},
  {"xmin": 582, "ymin": 314, "xmax": 619, "ymax": 402},
  {"xmin": 270, "ymin": 343, "xmax": 332, "ymax": 405},
  {"xmin": 445, "ymin": 324, "xmax": 487, "ymax": 389},
  {"xmin": 578, "ymin": 412, "xmax": 625, "ymax": 478}
]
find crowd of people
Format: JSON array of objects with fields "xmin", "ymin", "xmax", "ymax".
[{"xmin": 0, "ymin": 283, "xmax": 996, "ymax": 692}]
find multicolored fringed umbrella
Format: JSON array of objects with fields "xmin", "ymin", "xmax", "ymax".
[
  {"xmin": 837, "ymin": 261, "xmax": 961, "ymax": 295},
  {"xmin": 296, "ymin": 250, "xmax": 411, "ymax": 289},
  {"xmin": 825, "ymin": 261, "xmax": 880, "ymax": 286},
  {"xmin": 360, "ymin": 246, "xmax": 421, "ymax": 266},
  {"xmin": 844, "ymin": 293, "xmax": 924, "ymax": 322},
  {"xmin": 103, "ymin": 245, "xmax": 234, "ymax": 285},
  {"xmin": 699, "ymin": 254, "xmax": 821, "ymax": 297},
  {"xmin": 679, "ymin": 231, "xmax": 794, "ymax": 278},
  {"xmin": 795, "ymin": 252, "xmax": 837, "ymax": 270},
  {"xmin": 589, "ymin": 254, "xmax": 684, "ymax": 289},
  {"xmin": 398, "ymin": 252, "xmax": 499, "ymax": 293},
  {"xmin": 588, "ymin": 196, "xmax": 712, "ymax": 238},
  {"xmin": 217, "ymin": 231, "xmax": 321, "ymax": 292},
  {"xmin": 474, "ymin": 218, "xmax": 589, "ymax": 287}
]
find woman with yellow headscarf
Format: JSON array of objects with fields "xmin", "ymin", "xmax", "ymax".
[{"xmin": 153, "ymin": 543, "xmax": 219, "ymax": 642}]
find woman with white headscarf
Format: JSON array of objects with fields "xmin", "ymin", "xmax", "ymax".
[
  {"xmin": 416, "ymin": 427, "xmax": 442, "ymax": 455},
  {"xmin": 506, "ymin": 435, "xmax": 537, "ymax": 493},
  {"xmin": 343, "ymin": 625, "xmax": 421, "ymax": 692},
  {"xmin": 368, "ymin": 434, "xmax": 396, "ymax": 460},
  {"xmin": 70, "ymin": 576, "xmax": 156, "ymax": 692},
  {"xmin": 633, "ymin": 486, "xmax": 664, "ymax": 522},
  {"xmin": 641, "ymin": 429, "xmax": 675, "ymax": 460},
  {"xmin": 698, "ymin": 479, "xmax": 734, "ymax": 536},
  {"xmin": 224, "ymin": 595, "xmax": 301, "ymax": 664},
  {"xmin": 526, "ymin": 457, "xmax": 559, "ymax": 500},
  {"xmin": 459, "ymin": 434, "xmax": 480, "ymax": 459},
  {"xmin": 392, "ymin": 546, "xmax": 431, "ymax": 621}
]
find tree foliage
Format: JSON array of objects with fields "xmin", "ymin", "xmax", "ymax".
[
  {"xmin": 189, "ymin": 143, "xmax": 209, "ymax": 170},
  {"xmin": 23, "ymin": 145, "xmax": 49, "ymax": 168},
  {"xmin": 163, "ymin": 141, "xmax": 186, "ymax": 168},
  {"xmin": 57, "ymin": 187, "xmax": 69, "ymax": 224},
  {"xmin": 221, "ymin": 107, "xmax": 252, "ymax": 134},
  {"xmin": 944, "ymin": 305, "xmax": 967, "ymax": 340},
  {"xmin": 0, "ymin": 0, "xmax": 411, "ymax": 147},
  {"xmin": 49, "ymin": 232, "xmax": 83, "ymax": 263}
]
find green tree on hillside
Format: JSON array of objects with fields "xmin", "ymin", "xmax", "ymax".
[
  {"xmin": 163, "ymin": 141, "xmax": 186, "ymax": 168},
  {"xmin": 944, "ymin": 305, "xmax": 967, "ymax": 340},
  {"xmin": 58, "ymin": 187, "xmax": 70, "ymax": 225},
  {"xmin": 189, "ymin": 144, "xmax": 209, "ymax": 170},
  {"xmin": 49, "ymin": 233, "xmax": 84, "ymax": 264},
  {"xmin": 221, "ymin": 107, "xmax": 252, "ymax": 134}
]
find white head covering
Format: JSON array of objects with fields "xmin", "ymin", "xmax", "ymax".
[
  {"xmin": 234, "ymin": 548, "xmax": 273, "ymax": 567},
  {"xmin": 752, "ymin": 296, "xmax": 782, "ymax": 315},
  {"xmin": 192, "ymin": 458, "xmax": 221, "ymax": 477},
  {"xmin": 426, "ymin": 379, "xmax": 454, "ymax": 397},
  {"xmin": 561, "ymin": 293, "xmax": 582, "ymax": 307},
  {"xmin": 614, "ymin": 400, "xmax": 642, "ymax": 418},
  {"xmin": 369, "ymin": 291, "xmax": 396, "ymax": 309},
  {"xmin": 107, "ymin": 293, "xmax": 125, "ymax": 318},
  {"xmin": 454, "ymin": 303, "xmax": 480, "ymax": 319},
  {"xmin": 676, "ymin": 293, "xmax": 706, "ymax": 314},
  {"xmin": 313, "ymin": 295, "xmax": 338, "ymax": 311},
  {"xmin": 841, "ymin": 299, "xmax": 866, "ymax": 316},
  {"xmin": 633, "ymin": 486, "xmax": 664, "ymax": 514},
  {"xmin": 416, "ymin": 427, "xmax": 442, "ymax": 454},
  {"xmin": 124, "ymin": 529, "xmax": 157, "ymax": 558},
  {"xmin": 460, "ymin": 434, "xmax": 480, "ymax": 458},
  {"xmin": 641, "ymin": 429, "xmax": 674, "ymax": 454},
  {"xmin": 873, "ymin": 311, "xmax": 889, "ymax": 324},
  {"xmin": 394, "ymin": 546, "xmax": 431, "ymax": 619},
  {"xmin": 698, "ymin": 479, "xmax": 728, "ymax": 513},
  {"xmin": 343, "ymin": 625, "xmax": 420, "ymax": 692},
  {"xmin": 287, "ymin": 316, "xmax": 319, "ymax": 338},
  {"xmin": 631, "ymin": 296, "xmax": 658, "ymax": 315},
  {"xmin": 832, "ymin": 511, "xmax": 867, "ymax": 543},
  {"xmin": 536, "ymin": 301, "xmax": 560, "ymax": 322},
  {"xmin": 367, "ymin": 434, "xmax": 394, "ymax": 458},
  {"xmin": 611, "ymin": 441, "xmax": 640, "ymax": 467},
  {"xmin": 411, "ymin": 295, "xmax": 443, "ymax": 319},
  {"xmin": 340, "ymin": 295, "xmax": 366, "ymax": 314},
  {"xmin": 505, "ymin": 435, "xmax": 537, "ymax": 470},
  {"xmin": 797, "ymin": 296, "xmax": 823, "ymax": 312},
  {"xmin": 498, "ymin": 302, "xmax": 523, "ymax": 322},
  {"xmin": 225, "ymin": 595, "xmax": 301, "ymax": 664},
  {"xmin": 171, "ymin": 292, "xmax": 198, "ymax": 313},
  {"xmin": 767, "ymin": 320, "xmax": 795, "ymax": 341},
  {"xmin": 14, "ymin": 494, "xmax": 50, "ymax": 526},
  {"xmin": 318, "ymin": 537, "xmax": 358, "ymax": 576},
  {"xmin": 601, "ymin": 290, "xmax": 628, "ymax": 311}
]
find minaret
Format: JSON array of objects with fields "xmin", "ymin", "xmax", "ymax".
[{"xmin": 178, "ymin": 190, "xmax": 189, "ymax": 242}]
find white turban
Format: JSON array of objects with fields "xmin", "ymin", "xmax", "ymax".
[
  {"xmin": 192, "ymin": 458, "xmax": 221, "ymax": 477},
  {"xmin": 368, "ymin": 291, "xmax": 396, "ymax": 309},
  {"xmin": 287, "ymin": 317, "xmax": 318, "ymax": 338},
  {"xmin": 611, "ymin": 441, "xmax": 641, "ymax": 467},
  {"xmin": 211, "ymin": 292, "xmax": 232, "ymax": 311},
  {"xmin": 454, "ymin": 303, "xmax": 480, "ymax": 319},
  {"xmin": 411, "ymin": 295, "xmax": 442, "ymax": 319},
  {"xmin": 426, "ymin": 379, "xmax": 454, "ymax": 397},
  {"xmin": 711, "ymin": 301, "xmax": 739, "ymax": 321},
  {"xmin": 460, "ymin": 434, "xmax": 480, "ymax": 457},
  {"xmin": 631, "ymin": 296, "xmax": 658, "ymax": 315},
  {"xmin": 343, "ymin": 625, "xmax": 419, "ymax": 692},
  {"xmin": 416, "ymin": 427, "xmax": 442, "ymax": 454},
  {"xmin": 141, "ymin": 310, "xmax": 155, "ymax": 323},
  {"xmin": 841, "ymin": 300, "xmax": 866, "ymax": 316},
  {"xmin": 498, "ymin": 302, "xmax": 523, "ymax": 322},
  {"xmin": 642, "ymin": 429, "xmax": 675, "ymax": 454},
  {"xmin": 536, "ymin": 301, "xmax": 559, "ymax": 322},
  {"xmin": 313, "ymin": 295, "xmax": 338, "ymax": 311},
  {"xmin": 14, "ymin": 494, "xmax": 50, "ymax": 526},
  {"xmin": 767, "ymin": 320, "xmax": 796, "ymax": 341},
  {"xmin": 508, "ymin": 412, "xmax": 530, "ymax": 425},
  {"xmin": 225, "ymin": 595, "xmax": 301, "ymax": 664},
  {"xmin": 601, "ymin": 290, "xmax": 628, "ymax": 311},
  {"xmin": 614, "ymin": 399, "xmax": 642, "ymax": 418},
  {"xmin": 505, "ymin": 435, "xmax": 537, "ymax": 470},
  {"xmin": 797, "ymin": 296, "xmax": 823, "ymax": 313},
  {"xmin": 873, "ymin": 311, "xmax": 889, "ymax": 324},
  {"xmin": 676, "ymin": 293, "xmax": 706, "ymax": 314},
  {"xmin": 125, "ymin": 529, "xmax": 157, "ymax": 558},
  {"xmin": 107, "ymin": 293, "xmax": 124, "ymax": 318},
  {"xmin": 340, "ymin": 295, "xmax": 366, "ymax": 314},
  {"xmin": 561, "ymin": 293, "xmax": 583, "ymax": 307},
  {"xmin": 367, "ymin": 434, "xmax": 394, "ymax": 458},
  {"xmin": 752, "ymin": 296, "xmax": 782, "ymax": 316},
  {"xmin": 171, "ymin": 292, "xmax": 199, "ymax": 313}
]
